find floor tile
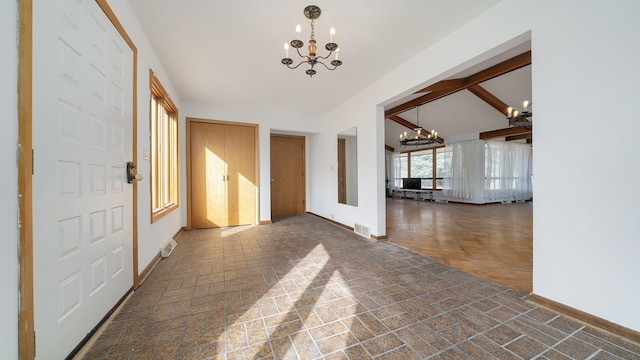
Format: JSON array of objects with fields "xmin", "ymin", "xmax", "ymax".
[{"xmin": 79, "ymin": 214, "xmax": 640, "ymax": 360}]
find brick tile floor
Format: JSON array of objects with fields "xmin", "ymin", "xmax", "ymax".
[{"xmin": 81, "ymin": 215, "xmax": 640, "ymax": 359}]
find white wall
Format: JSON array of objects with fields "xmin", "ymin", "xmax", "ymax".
[
  {"xmin": 183, "ymin": 101, "xmax": 322, "ymax": 222},
  {"xmin": 313, "ymin": 0, "xmax": 640, "ymax": 331},
  {"xmin": 531, "ymin": 0, "xmax": 640, "ymax": 331},
  {"xmin": 105, "ymin": 0, "xmax": 184, "ymax": 271},
  {"xmin": 1, "ymin": 0, "xmax": 19, "ymax": 357}
]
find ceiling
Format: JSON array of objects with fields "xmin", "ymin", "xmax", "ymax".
[
  {"xmin": 128, "ymin": 0, "xmax": 531, "ymax": 145},
  {"xmin": 385, "ymin": 43, "xmax": 532, "ymax": 150}
]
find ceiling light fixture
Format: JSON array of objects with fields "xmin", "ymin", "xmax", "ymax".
[
  {"xmin": 399, "ymin": 105, "xmax": 438, "ymax": 146},
  {"xmin": 281, "ymin": 5, "xmax": 342, "ymax": 77},
  {"xmin": 507, "ymin": 100, "xmax": 532, "ymax": 127}
]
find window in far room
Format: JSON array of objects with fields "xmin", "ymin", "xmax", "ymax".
[
  {"xmin": 150, "ymin": 70, "xmax": 178, "ymax": 222},
  {"xmin": 402, "ymin": 146, "xmax": 449, "ymax": 190}
]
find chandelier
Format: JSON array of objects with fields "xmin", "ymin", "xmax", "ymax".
[
  {"xmin": 281, "ymin": 5, "xmax": 342, "ymax": 77},
  {"xmin": 399, "ymin": 106, "xmax": 438, "ymax": 146},
  {"xmin": 507, "ymin": 100, "xmax": 532, "ymax": 127}
]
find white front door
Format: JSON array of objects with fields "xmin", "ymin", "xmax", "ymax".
[{"xmin": 32, "ymin": 0, "xmax": 134, "ymax": 358}]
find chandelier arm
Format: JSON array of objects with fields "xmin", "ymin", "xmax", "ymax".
[
  {"xmin": 316, "ymin": 51, "xmax": 333, "ymax": 60},
  {"xmin": 316, "ymin": 60, "xmax": 337, "ymax": 71},
  {"xmin": 294, "ymin": 47, "xmax": 307, "ymax": 59},
  {"xmin": 286, "ymin": 60, "xmax": 311, "ymax": 70}
]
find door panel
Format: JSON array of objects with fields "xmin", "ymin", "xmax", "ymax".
[
  {"xmin": 226, "ymin": 125, "xmax": 256, "ymax": 225},
  {"xmin": 190, "ymin": 122, "xmax": 227, "ymax": 227},
  {"xmin": 190, "ymin": 121, "xmax": 257, "ymax": 228},
  {"xmin": 32, "ymin": 0, "xmax": 134, "ymax": 357},
  {"xmin": 271, "ymin": 135, "xmax": 306, "ymax": 215}
]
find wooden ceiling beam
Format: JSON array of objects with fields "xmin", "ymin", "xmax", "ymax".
[
  {"xmin": 416, "ymin": 78, "xmax": 467, "ymax": 93},
  {"xmin": 505, "ymin": 133, "xmax": 532, "ymax": 141},
  {"xmin": 385, "ymin": 145, "xmax": 395, "ymax": 152},
  {"xmin": 385, "ymin": 51, "xmax": 531, "ymax": 118},
  {"xmin": 385, "ymin": 90, "xmax": 453, "ymax": 118},
  {"xmin": 388, "ymin": 114, "xmax": 417, "ymax": 129},
  {"xmin": 467, "ymin": 85, "xmax": 510, "ymax": 115},
  {"xmin": 466, "ymin": 51, "xmax": 531, "ymax": 86},
  {"xmin": 479, "ymin": 127, "xmax": 531, "ymax": 139}
]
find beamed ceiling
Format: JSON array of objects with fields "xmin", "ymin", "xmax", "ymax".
[{"xmin": 385, "ymin": 42, "xmax": 532, "ymax": 152}]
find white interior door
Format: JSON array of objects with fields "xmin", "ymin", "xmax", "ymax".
[{"xmin": 32, "ymin": 0, "xmax": 134, "ymax": 358}]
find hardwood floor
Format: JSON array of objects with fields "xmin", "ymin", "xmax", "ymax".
[{"xmin": 386, "ymin": 198, "xmax": 533, "ymax": 294}]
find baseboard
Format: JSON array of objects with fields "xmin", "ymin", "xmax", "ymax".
[
  {"xmin": 68, "ymin": 287, "xmax": 133, "ymax": 360},
  {"xmin": 138, "ymin": 227, "xmax": 185, "ymax": 287},
  {"xmin": 527, "ymin": 294, "xmax": 640, "ymax": 344},
  {"xmin": 307, "ymin": 212, "xmax": 354, "ymax": 231},
  {"xmin": 307, "ymin": 212, "xmax": 388, "ymax": 241},
  {"xmin": 173, "ymin": 226, "xmax": 185, "ymax": 240},
  {"xmin": 259, "ymin": 220, "xmax": 272, "ymax": 225},
  {"xmin": 137, "ymin": 253, "xmax": 160, "ymax": 286}
]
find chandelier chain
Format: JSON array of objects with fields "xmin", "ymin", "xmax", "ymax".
[{"xmin": 310, "ymin": 20, "xmax": 315, "ymax": 41}]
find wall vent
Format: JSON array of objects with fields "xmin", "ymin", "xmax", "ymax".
[
  {"xmin": 354, "ymin": 223, "xmax": 371, "ymax": 239},
  {"xmin": 160, "ymin": 239, "xmax": 177, "ymax": 258}
]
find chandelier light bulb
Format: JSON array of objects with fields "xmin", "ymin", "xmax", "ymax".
[
  {"xmin": 284, "ymin": 43, "xmax": 289, "ymax": 57},
  {"xmin": 330, "ymin": 27, "xmax": 335, "ymax": 42},
  {"xmin": 507, "ymin": 99, "xmax": 533, "ymax": 127},
  {"xmin": 295, "ymin": 24, "xmax": 301, "ymax": 39}
]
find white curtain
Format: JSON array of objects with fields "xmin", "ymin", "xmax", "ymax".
[
  {"xmin": 484, "ymin": 140, "xmax": 532, "ymax": 201},
  {"xmin": 391, "ymin": 153, "xmax": 408, "ymax": 190},
  {"xmin": 442, "ymin": 140, "xmax": 485, "ymax": 200},
  {"xmin": 385, "ymin": 151, "xmax": 393, "ymax": 192}
]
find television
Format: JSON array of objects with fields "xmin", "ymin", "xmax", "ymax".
[{"xmin": 402, "ymin": 178, "xmax": 422, "ymax": 190}]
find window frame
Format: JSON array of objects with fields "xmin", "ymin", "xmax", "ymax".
[
  {"xmin": 149, "ymin": 70, "xmax": 179, "ymax": 223},
  {"xmin": 401, "ymin": 145, "xmax": 446, "ymax": 190}
]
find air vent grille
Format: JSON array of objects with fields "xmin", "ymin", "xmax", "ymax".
[{"xmin": 354, "ymin": 223, "xmax": 371, "ymax": 239}]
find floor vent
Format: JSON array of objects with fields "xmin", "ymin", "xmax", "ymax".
[
  {"xmin": 434, "ymin": 199, "xmax": 448, "ymax": 203},
  {"xmin": 501, "ymin": 200, "xmax": 513, "ymax": 204},
  {"xmin": 354, "ymin": 223, "xmax": 371, "ymax": 239},
  {"xmin": 160, "ymin": 239, "xmax": 178, "ymax": 258}
]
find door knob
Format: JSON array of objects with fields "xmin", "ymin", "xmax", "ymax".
[{"xmin": 126, "ymin": 162, "xmax": 142, "ymax": 183}]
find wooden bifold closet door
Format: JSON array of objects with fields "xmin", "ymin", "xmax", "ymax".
[{"xmin": 190, "ymin": 121, "xmax": 257, "ymax": 228}]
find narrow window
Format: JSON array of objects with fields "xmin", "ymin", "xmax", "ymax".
[{"xmin": 150, "ymin": 70, "xmax": 178, "ymax": 222}]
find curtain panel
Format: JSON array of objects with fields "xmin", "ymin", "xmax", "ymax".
[{"xmin": 442, "ymin": 140, "xmax": 485, "ymax": 200}]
